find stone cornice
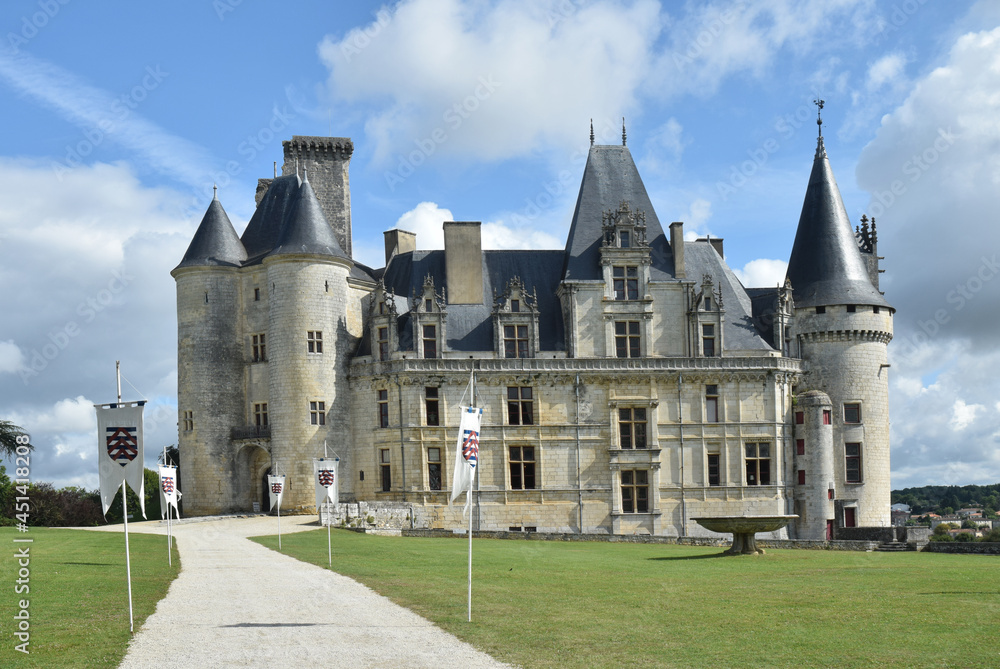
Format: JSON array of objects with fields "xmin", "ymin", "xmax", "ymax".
[{"xmin": 798, "ymin": 330, "xmax": 893, "ymax": 344}]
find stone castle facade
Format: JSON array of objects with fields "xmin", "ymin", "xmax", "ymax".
[{"xmin": 172, "ymin": 125, "xmax": 893, "ymax": 540}]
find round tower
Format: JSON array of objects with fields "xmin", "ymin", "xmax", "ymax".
[
  {"xmin": 171, "ymin": 193, "xmax": 248, "ymax": 515},
  {"xmin": 786, "ymin": 115, "xmax": 894, "ymax": 528},
  {"xmin": 262, "ymin": 173, "xmax": 354, "ymax": 511},
  {"xmin": 793, "ymin": 390, "xmax": 836, "ymax": 539}
]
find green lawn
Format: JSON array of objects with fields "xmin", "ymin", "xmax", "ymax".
[
  {"xmin": 253, "ymin": 530, "xmax": 1000, "ymax": 668},
  {"xmin": 0, "ymin": 527, "xmax": 179, "ymax": 668}
]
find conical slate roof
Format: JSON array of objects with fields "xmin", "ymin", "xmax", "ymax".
[
  {"xmin": 174, "ymin": 195, "xmax": 247, "ymax": 270},
  {"xmin": 240, "ymin": 175, "xmax": 301, "ymax": 260},
  {"xmin": 562, "ymin": 144, "xmax": 674, "ymax": 281},
  {"xmin": 268, "ymin": 175, "xmax": 349, "ymax": 260},
  {"xmin": 785, "ymin": 138, "xmax": 891, "ymax": 310}
]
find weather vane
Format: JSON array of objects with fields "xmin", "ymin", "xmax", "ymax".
[{"xmin": 814, "ymin": 98, "xmax": 825, "ymax": 137}]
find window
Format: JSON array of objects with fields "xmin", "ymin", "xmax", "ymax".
[
  {"xmin": 618, "ymin": 408, "xmax": 647, "ymax": 449},
  {"xmin": 844, "ymin": 403, "xmax": 861, "ymax": 424},
  {"xmin": 702, "ymin": 324, "xmax": 716, "ymax": 357},
  {"xmin": 846, "ymin": 304, "xmax": 856, "ymax": 313},
  {"xmin": 844, "ymin": 507, "xmax": 857, "ymax": 527},
  {"xmin": 254, "ymin": 403, "xmax": 268, "ymax": 427},
  {"xmin": 182, "ymin": 411, "xmax": 193, "ymax": 432},
  {"xmin": 704, "ymin": 296, "xmax": 712, "ymax": 311},
  {"xmin": 621, "ymin": 470, "xmax": 649, "ymax": 513},
  {"xmin": 873, "ymin": 306, "xmax": 881, "ymax": 314},
  {"xmin": 254, "ymin": 287, "xmax": 260, "ymax": 301},
  {"xmin": 619, "ymin": 229, "xmax": 631, "ymax": 248},
  {"xmin": 796, "ymin": 439, "xmax": 805, "ymax": 456},
  {"xmin": 425, "ymin": 387, "xmax": 440, "ymax": 426},
  {"xmin": 425, "ymin": 298, "xmax": 433, "ymax": 311},
  {"xmin": 427, "ymin": 447, "xmax": 442, "ymax": 491},
  {"xmin": 377, "ymin": 389, "xmax": 389, "ymax": 428},
  {"xmin": 705, "ymin": 385, "xmax": 719, "ymax": 423},
  {"xmin": 614, "ymin": 321, "xmax": 640, "ymax": 358},
  {"xmin": 510, "ymin": 299, "xmax": 520, "ymax": 312},
  {"xmin": 507, "ymin": 387, "xmax": 534, "ymax": 425},
  {"xmin": 380, "ymin": 449, "xmax": 391, "ymax": 492},
  {"xmin": 823, "ymin": 410, "xmax": 832, "ymax": 425},
  {"xmin": 252, "ymin": 333, "xmax": 266, "ymax": 362},
  {"xmin": 744, "ymin": 442, "xmax": 771, "ymax": 485},
  {"xmin": 309, "ymin": 401, "xmax": 326, "ymax": 426},
  {"xmin": 816, "ymin": 306, "xmax": 826, "ymax": 314},
  {"xmin": 422, "ymin": 324, "xmax": 437, "ymax": 359},
  {"xmin": 846, "ymin": 443, "xmax": 862, "ymax": 483},
  {"xmin": 798, "ymin": 469, "xmax": 806, "ymax": 485},
  {"xmin": 307, "ymin": 331, "xmax": 323, "ymax": 353},
  {"xmin": 503, "ymin": 325, "xmax": 529, "ymax": 358},
  {"xmin": 613, "ymin": 266, "xmax": 639, "ymax": 300},
  {"xmin": 708, "ymin": 453, "xmax": 721, "ymax": 486},
  {"xmin": 377, "ymin": 326, "xmax": 389, "ymax": 361},
  {"xmin": 378, "ymin": 301, "xmax": 385, "ymax": 315},
  {"xmin": 509, "ymin": 446, "xmax": 536, "ymax": 490},
  {"xmin": 795, "ymin": 411, "xmax": 804, "ymax": 425}
]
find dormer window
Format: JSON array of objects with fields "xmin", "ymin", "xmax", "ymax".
[
  {"xmin": 704, "ymin": 296, "xmax": 712, "ymax": 311},
  {"xmin": 493, "ymin": 276, "xmax": 539, "ymax": 359},
  {"xmin": 619, "ymin": 230, "xmax": 631, "ymax": 248},
  {"xmin": 613, "ymin": 266, "xmax": 639, "ymax": 300},
  {"xmin": 425, "ymin": 298, "xmax": 433, "ymax": 311},
  {"xmin": 510, "ymin": 299, "xmax": 520, "ymax": 313}
]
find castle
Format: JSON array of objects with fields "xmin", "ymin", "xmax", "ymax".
[{"xmin": 172, "ymin": 117, "xmax": 893, "ymax": 540}]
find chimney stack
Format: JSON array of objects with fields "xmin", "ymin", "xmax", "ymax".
[
  {"xmin": 383, "ymin": 228, "xmax": 416, "ymax": 264},
  {"xmin": 443, "ymin": 221, "xmax": 483, "ymax": 304},
  {"xmin": 670, "ymin": 221, "xmax": 686, "ymax": 278}
]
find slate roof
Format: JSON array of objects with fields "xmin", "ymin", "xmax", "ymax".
[
  {"xmin": 240, "ymin": 175, "xmax": 301, "ymax": 262},
  {"xmin": 174, "ymin": 196, "xmax": 248, "ymax": 270},
  {"xmin": 269, "ymin": 176, "xmax": 350, "ymax": 261},
  {"xmin": 562, "ymin": 145, "xmax": 674, "ymax": 281},
  {"xmin": 785, "ymin": 138, "xmax": 892, "ymax": 310}
]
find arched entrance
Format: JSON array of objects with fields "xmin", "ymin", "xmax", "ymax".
[{"xmin": 235, "ymin": 443, "xmax": 271, "ymax": 513}]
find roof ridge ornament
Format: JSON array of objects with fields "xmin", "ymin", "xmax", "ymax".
[
  {"xmin": 590, "ymin": 118, "xmax": 594, "ymax": 146},
  {"xmin": 213, "ymin": 183, "xmax": 218, "ymax": 200},
  {"xmin": 622, "ymin": 117, "xmax": 627, "ymax": 146},
  {"xmin": 813, "ymin": 98, "xmax": 826, "ymax": 158}
]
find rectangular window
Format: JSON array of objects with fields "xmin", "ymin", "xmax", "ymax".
[
  {"xmin": 816, "ymin": 306, "xmax": 826, "ymax": 314},
  {"xmin": 427, "ymin": 447, "xmax": 442, "ymax": 491},
  {"xmin": 377, "ymin": 326, "xmax": 389, "ymax": 361},
  {"xmin": 509, "ymin": 446, "xmax": 536, "ymax": 490},
  {"xmin": 182, "ymin": 410, "xmax": 193, "ymax": 432},
  {"xmin": 846, "ymin": 304, "xmax": 856, "ymax": 313},
  {"xmin": 705, "ymin": 384, "xmax": 719, "ymax": 423},
  {"xmin": 873, "ymin": 306, "xmax": 881, "ymax": 314},
  {"xmin": 507, "ymin": 387, "xmax": 534, "ymax": 425},
  {"xmin": 425, "ymin": 387, "xmax": 440, "ymax": 426},
  {"xmin": 252, "ymin": 333, "xmax": 266, "ymax": 362},
  {"xmin": 823, "ymin": 410, "xmax": 832, "ymax": 425},
  {"xmin": 254, "ymin": 287, "xmax": 260, "ymax": 301},
  {"xmin": 744, "ymin": 442, "xmax": 771, "ymax": 486},
  {"xmin": 614, "ymin": 321, "xmax": 640, "ymax": 358},
  {"xmin": 422, "ymin": 324, "xmax": 437, "ymax": 359},
  {"xmin": 618, "ymin": 407, "xmax": 647, "ymax": 449},
  {"xmin": 798, "ymin": 469, "xmax": 806, "ymax": 485},
  {"xmin": 503, "ymin": 324, "xmax": 530, "ymax": 358},
  {"xmin": 253, "ymin": 403, "xmax": 268, "ymax": 427},
  {"xmin": 425, "ymin": 298, "xmax": 433, "ymax": 311},
  {"xmin": 377, "ymin": 389, "xmax": 389, "ymax": 428},
  {"xmin": 510, "ymin": 299, "xmax": 520, "ymax": 312},
  {"xmin": 846, "ymin": 443, "xmax": 863, "ymax": 483},
  {"xmin": 619, "ymin": 230, "xmax": 631, "ymax": 248},
  {"xmin": 702, "ymin": 324, "xmax": 716, "ymax": 357},
  {"xmin": 309, "ymin": 401, "xmax": 326, "ymax": 426},
  {"xmin": 844, "ymin": 507, "xmax": 857, "ymax": 527},
  {"xmin": 307, "ymin": 331, "xmax": 323, "ymax": 354},
  {"xmin": 707, "ymin": 453, "xmax": 721, "ymax": 486},
  {"xmin": 621, "ymin": 470, "xmax": 649, "ymax": 513},
  {"xmin": 844, "ymin": 403, "xmax": 862, "ymax": 424},
  {"xmin": 796, "ymin": 439, "xmax": 805, "ymax": 456},
  {"xmin": 612, "ymin": 266, "xmax": 639, "ymax": 300},
  {"xmin": 795, "ymin": 411, "xmax": 804, "ymax": 425},
  {"xmin": 380, "ymin": 449, "xmax": 391, "ymax": 492}
]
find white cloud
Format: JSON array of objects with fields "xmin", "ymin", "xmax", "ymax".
[
  {"xmin": 950, "ymin": 398, "xmax": 985, "ymax": 431},
  {"xmin": 482, "ymin": 220, "xmax": 562, "ymax": 250},
  {"xmin": 391, "ymin": 201, "xmax": 454, "ymax": 249},
  {"xmin": 733, "ymin": 258, "xmax": 788, "ymax": 287},
  {"xmin": 866, "ymin": 52, "xmax": 907, "ymax": 91},
  {"xmin": 0, "ymin": 340, "xmax": 24, "ymax": 374}
]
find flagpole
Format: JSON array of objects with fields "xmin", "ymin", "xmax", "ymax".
[
  {"xmin": 467, "ymin": 368, "xmax": 475, "ymax": 623},
  {"xmin": 163, "ymin": 443, "xmax": 172, "ymax": 566},
  {"xmin": 117, "ymin": 361, "xmax": 135, "ymax": 633},
  {"xmin": 327, "ymin": 501, "xmax": 332, "ymax": 567},
  {"xmin": 277, "ymin": 498, "xmax": 282, "ymax": 550}
]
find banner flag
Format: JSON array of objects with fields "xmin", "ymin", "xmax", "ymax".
[
  {"xmin": 159, "ymin": 465, "xmax": 180, "ymax": 519},
  {"xmin": 313, "ymin": 458, "xmax": 339, "ymax": 508},
  {"xmin": 268, "ymin": 474, "xmax": 285, "ymax": 511},
  {"xmin": 450, "ymin": 406, "xmax": 483, "ymax": 514},
  {"xmin": 96, "ymin": 402, "xmax": 146, "ymax": 518}
]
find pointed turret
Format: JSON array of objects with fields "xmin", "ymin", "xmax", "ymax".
[
  {"xmin": 174, "ymin": 190, "xmax": 247, "ymax": 270},
  {"xmin": 785, "ymin": 131, "xmax": 891, "ymax": 310},
  {"xmin": 268, "ymin": 171, "xmax": 350, "ymax": 260}
]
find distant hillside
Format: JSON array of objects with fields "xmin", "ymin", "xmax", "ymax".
[{"xmin": 891, "ymin": 484, "xmax": 1000, "ymax": 515}]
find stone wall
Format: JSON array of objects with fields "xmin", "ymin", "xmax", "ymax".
[{"xmin": 923, "ymin": 542, "xmax": 1000, "ymax": 555}]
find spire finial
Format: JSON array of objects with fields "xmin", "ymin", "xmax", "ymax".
[
  {"xmin": 813, "ymin": 99, "xmax": 825, "ymax": 138},
  {"xmin": 303, "ymin": 165, "xmax": 309, "ymax": 183},
  {"xmin": 622, "ymin": 117, "xmax": 627, "ymax": 146},
  {"xmin": 213, "ymin": 183, "xmax": 218, "ymax": 200},
  {"xmin": 273, "ymin": 161, "xmax": 277, "ymax": 178},
  {"xmin": 590, "ymin": 118, "xmax": 594, "ymax": 146}
]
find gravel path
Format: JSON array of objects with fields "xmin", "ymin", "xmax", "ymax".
[{"xmin": 93, "ymin": 516, "xmax": 513, "ymax": 668}]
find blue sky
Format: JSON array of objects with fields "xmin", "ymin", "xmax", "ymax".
[{"xmin": 2, "ymin": 0, "xmax": 1000, "ymax": 492}]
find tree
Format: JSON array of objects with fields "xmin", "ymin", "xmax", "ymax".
[{"xmin": 0, "ymin": 419, "xmax": 31, "ymax": 458}]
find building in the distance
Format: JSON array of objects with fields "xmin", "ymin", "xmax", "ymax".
[{"xmin": 172, "ymin": 116, "xmax": 893, "ymax": 540}]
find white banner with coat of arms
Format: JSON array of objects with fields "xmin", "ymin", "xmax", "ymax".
[
  {"xmin": 268, "ymin": 474, "xmax": 285, "ymax": 511},
  {"xmin": 313, "ymin": 458, "xmax": 339, "ymax": 509},
  {"xmin": 96, "ymin": 401, "xmax": 146, "ymax": 518}
]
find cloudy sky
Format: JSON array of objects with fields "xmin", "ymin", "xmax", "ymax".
[{"xmin": 1, "ymin": 0, "xmax": 999, "ymax": 492}]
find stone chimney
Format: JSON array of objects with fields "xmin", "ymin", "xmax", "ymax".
[
  {"xmin": 383, "ymin": 228, "xmax": 416, "ymax": 264},
  {"xmin": 669, "ymin": 221, "xmax": 685, "ymax": 278},
  {"xmin": 443, "ymin": 221, "xmax": 483, "ymax": 304}
]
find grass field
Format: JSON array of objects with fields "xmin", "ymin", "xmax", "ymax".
[
  {"xmin": 0, "ymin": 527, "xmax": 179, "ymax": 668},
  {"xmin": 253, "ymin": 530, "xmax": 1000, "ymax": 668}
]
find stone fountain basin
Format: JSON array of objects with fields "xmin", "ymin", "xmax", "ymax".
[{"xmin": 692, "ymin": 515, "xmax": 798, "ymax": 555}]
